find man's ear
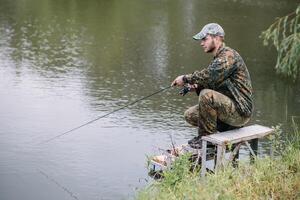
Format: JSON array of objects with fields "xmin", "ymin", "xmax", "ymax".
[{"xmin": 219, "ymin": 36, "xmax": 225, "ymax": 41}]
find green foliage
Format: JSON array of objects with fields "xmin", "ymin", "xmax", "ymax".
[
  {"xmin": 261, "ymin": 5, "xmax": 300, "ymax": 80},
  {"xmin": 138, "ymin": 126, "xmax": 300, "ymax": 200},
  {"xmin": 287, "ymin": 117, "xmax": 300, "ymax": 150},
  {"xmin": 268, "ymin": 124, "xmax": 285, "ymax": 155},
  {"xmin": 139, "ymin": 153, "xmax": 198, "ymax": 200},
  {"xmin": 160, "ymin": 153, "xmax": 194, "ymax": 188}
]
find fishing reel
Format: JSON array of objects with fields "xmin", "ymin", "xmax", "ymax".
[{"xmin": 179, "ymin": 85, "xmax": 191, "ymax": 96}]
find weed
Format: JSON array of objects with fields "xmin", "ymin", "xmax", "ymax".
[{"xmin": 138, "ymin": 126, "xmax": 300, "ymax": 200}]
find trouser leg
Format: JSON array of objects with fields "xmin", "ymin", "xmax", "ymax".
[
  {"xmin": 184, "ymin": 105, "xmax": 199, "ymax": 127},
  {"xmin": 184, "ymin": 89, "xmax": 250, "ymax": 135}
]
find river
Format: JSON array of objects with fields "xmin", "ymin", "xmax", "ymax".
[{"xmin": 0, "ymin": 0, "xmax": 299, "ymax": 199}]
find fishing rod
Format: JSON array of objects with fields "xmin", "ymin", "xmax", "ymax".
[{"xmin": 41, "ymin": 85, "xmax": 173, "ymax": 144}]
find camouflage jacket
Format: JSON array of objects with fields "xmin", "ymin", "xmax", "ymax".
[{"xmin": 184, "ymin": 45, "xmax": 253, "ymax": 117}]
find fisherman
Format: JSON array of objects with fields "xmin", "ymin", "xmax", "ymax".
[{"xmin": 171, "ymin": 23, "xmax": 253, "ymax": 149}]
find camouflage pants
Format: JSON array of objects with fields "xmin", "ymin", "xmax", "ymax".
[{"xmin": 184, "ymin": 89, "xmax": 250, "ymax": 136}]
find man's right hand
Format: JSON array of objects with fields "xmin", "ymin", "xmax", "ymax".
[{"xmin": 171, "ymin": 75, "xmax": 185, "ymax": 87}]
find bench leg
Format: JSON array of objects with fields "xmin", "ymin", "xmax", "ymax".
[
  {"xmin": 201, "ymin": 140, "xmax": 207, "ymax": 177},
  {"xmin": 230, "ymin": 143, "xmax": 242, "ymax": 168},
  {"xmin": 249, "ymin": 139, "xmax": 258, "ymax": 163},
  {"xmin": 193, "ymin": 150, "xmax": 201, "ymax": 172},
  {"xmin": 216, "ymin": 144, "xmax": 226, "ymax": 170}
]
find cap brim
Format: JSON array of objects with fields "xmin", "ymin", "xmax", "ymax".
[
  {"xmin": 193, "ymin": 36, "xmax": 200, "ymax": 40},
  {"xmin": 192, "ymin": 32, "xmax": 205, "ymax": 40}
]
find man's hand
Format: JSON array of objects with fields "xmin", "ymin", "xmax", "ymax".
[
  {"xmin": 171, "ymin": 75, "xmax": 185, "ymax": 87},
  {"xmin": 179, "ymin": 84, "xmax": 198, "ymax": 96},
  {"xmin": 188, "ymin": 84, "xmax": 198, "ymax": 91}
]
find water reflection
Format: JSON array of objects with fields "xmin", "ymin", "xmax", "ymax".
[
  {"xmin": 9, "ymin": 19, "xmax": 87, "ymax": 76},
  {"xmin": 0, "ymin": 0, "xmax": 299, "ymax": 199}
]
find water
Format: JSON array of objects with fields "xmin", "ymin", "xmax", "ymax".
[{"xmin": 0, "ymin": 0, "xmax": 299, "ymax": 199}]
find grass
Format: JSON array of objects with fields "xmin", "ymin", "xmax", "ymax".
[{"xmin": 137, "ymin": 126, "xmax": 300, "ymax": 200}]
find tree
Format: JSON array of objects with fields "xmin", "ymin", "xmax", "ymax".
[{"xmin": 261, "ymin": 5, "xmax": 300, "ymax": 80}]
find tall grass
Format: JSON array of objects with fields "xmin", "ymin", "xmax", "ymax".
[{"xmin": 137, "ymin": 127, "xmax": 300, "ymax": 200}]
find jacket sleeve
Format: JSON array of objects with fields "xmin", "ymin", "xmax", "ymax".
[{"xmin": 184, "ymin": 50, "xmax": 237, "ymax": 89}]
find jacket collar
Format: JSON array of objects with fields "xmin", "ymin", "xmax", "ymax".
[{"xmin": 214, "ymin": 43, "xmax": 226, "ymax": 58}]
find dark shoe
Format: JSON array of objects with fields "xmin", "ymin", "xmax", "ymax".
[
  {"xmin": 188, "ymin": 136, "xmax": 216, "ymax": 149},
  {"xmin": 188, "ymin": 136, "xmax": 202, "ymax": 149}
]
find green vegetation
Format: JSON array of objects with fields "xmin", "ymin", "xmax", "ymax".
[
  {"xmin": 261, "ymin": 5, "xmax": 300, "ymax": 80},
  {"xmin": 137, "ymin": 126, "xmax": 300, "ymax": 200}
]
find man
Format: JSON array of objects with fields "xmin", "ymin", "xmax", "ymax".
[{"xmin": 171, "ymin": 23, "xmax": 253, "ymax": 149}]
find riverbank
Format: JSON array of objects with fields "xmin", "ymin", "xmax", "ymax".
[{"xmin": 137, "ymin": 127, "xmax": 300, "ymax": 200}]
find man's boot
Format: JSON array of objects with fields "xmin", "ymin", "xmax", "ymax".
[{"xmin": 188, "ymin": 135, "xmax": 202, "ymax": 149}]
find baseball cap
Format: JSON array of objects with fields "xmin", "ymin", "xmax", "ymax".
[{"xmin": 193, "ymin": 23, "xmax": 225, "ymax": 40}]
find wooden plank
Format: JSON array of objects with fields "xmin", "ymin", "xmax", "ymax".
[
  {"xmin": 216, "ymin": 145, "xmax": 226, "ymax": 169},
  {"xmin": 202, "ymin": 124, "xmax": 274, "ymax": 145},
  {"xmin": 201, "ymin": 140, "xmax": 207, "ymax": 177},
  {"xmin": 245, "ymin": 141, "xmax": 257, "ymax": 157},
  {"xmin": 250, "ymin": 138, "xmax": 258, "ymax": 163}
]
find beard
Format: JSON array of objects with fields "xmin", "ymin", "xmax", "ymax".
[{"xmin": 205, "ymin": 40, "xmax": 216, "ymax": 53}]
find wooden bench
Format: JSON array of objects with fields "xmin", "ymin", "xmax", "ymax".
[{"xmin": 200, "ymin": 124, "xmax": 274, "ymax": 176}]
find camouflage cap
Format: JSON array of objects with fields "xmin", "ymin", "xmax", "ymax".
[{"xmin": 193, "ymin": 23, "xmax": 225, "ymax": 40}]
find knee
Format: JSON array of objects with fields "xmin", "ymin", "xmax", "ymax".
[
  {"xmin": 184, "ymin": 108, "xmax": 191, "ymax": 121},
  {"xmin": 199, "ymin": 89, "xmax": 214, "ymax": 104},
  {"xmin": 184, "ymin": 107, "xmax": 198, "ymax": 126}
]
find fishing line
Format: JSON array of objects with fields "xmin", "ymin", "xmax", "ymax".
[
  {"xmin": 37, "ymin": 169, "xmax": 80, "ymax": 200},
  {"xmin": 41, "ymin": 85, "xmax": 172, "ymax": 144}
]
